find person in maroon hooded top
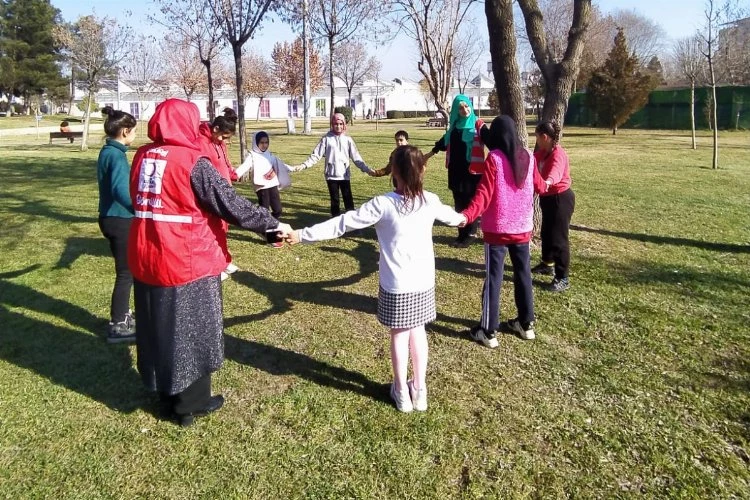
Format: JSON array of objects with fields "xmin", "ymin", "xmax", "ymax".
[
  {"xmin": 198, "ymin": 107, "xmax": 240, "ymax": 278},
  {"xmin": 128, "ymin": 99, "xmax": 293, "ymax": 426}
]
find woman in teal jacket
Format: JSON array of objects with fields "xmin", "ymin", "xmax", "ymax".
[{"xmin": 97, "ymin": 106, "xmax": 137, "ymax": 343}]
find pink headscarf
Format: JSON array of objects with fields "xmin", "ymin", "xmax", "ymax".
[{"xmin": 330, "ymin": 113, "xmax": 347, "ymax": 135}]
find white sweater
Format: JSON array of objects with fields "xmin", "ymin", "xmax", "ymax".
[
  {"xmin": 294, "ymin": 132, "xmax": 372, "ymax": 180},
  {"xmin": 300, "ymin": 191, "xmax": 464, "ymax": 293}
]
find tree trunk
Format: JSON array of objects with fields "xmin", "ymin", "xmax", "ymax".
[
  {"xmin": 257, "ymin": 100, "xmax": 261, "ymax": 122},
  {"xmin": 328, "ymin": 36, "xmax": 335, "ymax": 116},
  {"xmin": 232, "ymin": 43, "xmax": 247, "ymax": 162},
  {"xmin": 81, "ymin": 89, "xmax": 92, "ymax": 152},
  {"xmin": 485, "ymin": 0, "xmax": 527, "ymax": 144},
  {"xmin": 612, "ymin": 127, "xmax": 617, "ymax": 135},
  {"xmin": 690, "ymin": 80, "xmax": 696, "ymax": 150},
  {"xmin": 203, "ymin": 59, "xmax": 215, "ymax": 122},
  {"xmin": 67, "ymin": 67, "xmax": 75, "ymax": 117}
]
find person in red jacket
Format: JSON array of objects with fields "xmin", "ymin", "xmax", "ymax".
[
  {"xmin": 198, "ymin": 107, "xmax": 240, "ymax": 279},
  {"xmin": 532, "ymin": 120, "xmax": 575, "ymax": 292},
  {"xmin": 128, "ymin": 99, "xmax": 293, "ymax": 426}
]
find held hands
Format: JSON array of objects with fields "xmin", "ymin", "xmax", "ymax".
[
  {"xmin": 275, "ymin": 223, "xmax": 293, "ymax": 239},
  {"xmin": 457, "ymin": 214, "xmax": 468, "ymax": 228},
  {"xmin": 285, "ymin": 229, "xmax": 301, "ymax": 245},
  {"xmin": 264, "ymin": 169, "xmax": 277, "ymax": 180}
]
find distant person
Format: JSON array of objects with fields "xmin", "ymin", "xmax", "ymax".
[
  {"xmin": 532, "ymin": 120, "xmax": 574, "ymax": 292},
  {"xmin": 290, "ymin": 113, "xmax": 374, "ymax": 217},
  {"xmin": 198, "ymin": 107, "xmax": 240, "ymax": 279},
  {"xmin": 60, "ymin": 120, "xmax": 74, "ymax": 143},
  {"xmin": 461, "ymin": 115, "xmax": 548, "ymax": 348},
  {"xmin": 97, "ymin": 106, "xmax": 138, "ymax": 343},
  {"xmin": 287, "ymin": 145, "xmax": 466, "ymax": 413},
  {"xmin": 424, "ymin": 94, "xmax": 487, "ymax": 247},
  {"xmin": 128, "ymin": 99, "xmax": 292, "ymax": 426}
]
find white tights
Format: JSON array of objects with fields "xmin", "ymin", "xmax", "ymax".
[{"xmin": 389, "ymin": 325, "xmax": 428, "ymax": 393}]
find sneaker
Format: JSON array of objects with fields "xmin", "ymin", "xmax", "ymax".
[
  {"xmin": 507, "ymin": 318, "xmax": 535, "ymax": 340},
  {"xmin": 531, "ymin": 262, "xmax": 554, "ymax": 275},
  {"xmin": 469, "ymin": 325, "xmax": 498, "ymax": 349},
  {"xmin": 390, "ymin": 383, "xmax": 414, "ymax": 413},
  {"xmin": 547, "ymin": 277, "xmax": 570, "ymax": 292},
  {"xmin": 107, "ymin": 321, "xmax": 136, "ymax": 344},
  {"xmin": 225, "ymin": 262, "xmax": 239, "ymax": 274},
  {"xmin": 125, "ymin": 310, "xmax": 136, "ymax": 332},
  {"xmin": 220, "ymin": 271, "xmax": 229, "ymax": 281},
  {"xmin": 407, "ymin": 380, "xmax": 427, "ymax": 412}
]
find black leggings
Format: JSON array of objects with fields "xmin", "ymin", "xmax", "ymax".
[
  {"xmin": 539, "ymin": 189, "xmax": 575, "ymax": 279},
  {"xmin": 256, "ymin": 186, "xmax": 282, "ymax": 218},
  {"xmin": 326, "ymin": 179, "xmax": 354, "ymax": 216},
  {"xmin": 98, "ymin": 216, "xmax": 133, "ymax": 323}
]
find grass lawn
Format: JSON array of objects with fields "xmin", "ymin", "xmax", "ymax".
[{"xmin": 0, "ymin": 119, "xmax": 748, "ymax": 497}]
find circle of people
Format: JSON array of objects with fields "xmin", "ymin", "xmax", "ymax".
[{"xmin": 95, "ymin": 94, "xmax": 573, "ymax": 425}]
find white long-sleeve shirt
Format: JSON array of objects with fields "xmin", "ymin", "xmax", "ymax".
[
  {"xmin": 300, "ymin": 191, "xmax": 464, "ymax": 293},
  {"xmin": 295, "ymin": 132, "xmax": 372, "ymax": 180}
]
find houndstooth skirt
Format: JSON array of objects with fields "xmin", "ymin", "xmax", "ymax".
[{"xmin": 377, "ymin": 286, "xmax": 436, "ymax": 329}]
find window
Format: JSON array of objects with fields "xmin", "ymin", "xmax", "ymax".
[
  {"xmin": 376, "ymin": 98, "xmax": 385, "ymax": 116},
  {"xmin": 315, "ymin": 99, "xmax": 326, "ymax": 117},
  {"xmin": 260, "ymin": 99, "xmax": 270, "ymax": 118},
  {"xmin": 347, "ymin": 98, "xmax": 356, "ymax": 108},
  {"xmin": 232, "ymin": 100, "xmax": 238, "ymax": 114},
  {"xmin": 287, "ymin": 99, "xmax": 299, "ymax": 118},
  {"xmin": 129, "ymin": 102, "xmax": 140, "ymax": 120}
]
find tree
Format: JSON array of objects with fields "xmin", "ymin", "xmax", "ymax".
[
  {"xmin": 152, "ymin": 0, "xmax": 224, "ymax": 121},
  {"xmin": 672, "ymin": 35, "xmax": 706, "ymax": 150},
  {"xmin": 524, "ymin": 68, "xmax": 545, "ymax": 120},
  {"xmin": 271, "ymin": 37, "xmax": 324, "ymax": 99},
  {"xmin": 54, "ymin": 15, "xmax": 130, "ymax": 150},
  {"xmin": 393, "ymin": 0, "xmax": 478, "ymax": 120},
  {"xmin": 0, "ymin": 0, "xmax": 66, "ymax": 115},
  {"xmin": 645, "ymin": 55, "xmax": 666, "ymax": 86},
  {"xmin": 332, "ymin": 41, "xmax": 380, "ymax": 109},
  {"xmin": 608, "ymin": 9, "xmax": 667, "ymax": 68},
  {"xmin": 587, "ymin": 28, "xmax": 654, "ymax": 135},
  {"xmin": 713, "ymin": 1, "xmax": 750, "ymax": 85},
  {"xmin": 209, "ymin": 0, "xmax": 276, "ymax": 161},
  {"xmin": 698, "ymin": 0, "xmax": 722, "ymax": 169},
  {"xmin": 452, "ymin": 23, "xmax": 487, "ymax": 93},
  {"xmin": 121, "ymin": 34, "xmax": 162, "ymax": 124},
  {"xmin": 162, "ymin": 34, "xmax": 207, "ymax": 101},
  {"xmin": 514, "ymin": 0, "xmax": 592, "ymax": 126},
  {"xmin": 241, "ymin": 51, "xmax": 275, "ymax": 121}
]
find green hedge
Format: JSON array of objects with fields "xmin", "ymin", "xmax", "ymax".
[
  {"xmin": 566, "ymin": 86, "xmax": 750, "ymax": 130},
  {"xmin": 333, "ymin": 106, "xmax": 353, "ymax": 124}
]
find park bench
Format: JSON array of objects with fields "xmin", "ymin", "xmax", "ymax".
[
  {"xmin": 49, "ymin": 131, "xmax": 83, "ymax": 144},
  {"xmin": 425, "ymin": 116, "xmax": 446, "ymax": 127}
]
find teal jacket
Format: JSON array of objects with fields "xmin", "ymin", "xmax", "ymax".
[{"xmin": 97, "ymin": 138, "xmax": 134, "ymax": 218}]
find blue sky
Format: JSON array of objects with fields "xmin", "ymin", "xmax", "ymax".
[{"xmin": 52, "ymin": 0, "xmax": 709, "ymax": 80}]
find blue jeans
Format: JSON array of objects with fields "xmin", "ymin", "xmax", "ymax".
[{"xmin": 480, "ymin": 242, "xmax": 535, "ymax": 332}]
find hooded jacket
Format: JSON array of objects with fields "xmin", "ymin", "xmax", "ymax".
[
  {"xmin": 198, "ymin": 122, "xmax": 237, "ymax": 182},
  {"xmin": 128, "ymin": 99, "xmax": 228, "ymax": 286},
  {"xmin": 234, "ymin": 131, "xmax": 286, "ymax": 192}
]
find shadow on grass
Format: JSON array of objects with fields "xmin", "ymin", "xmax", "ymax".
[
  {"xmin": 0, "ymin": 265, "xmax": 146, "ymax": 414},
  {"xmin": 54, "ymin": 236, "xmax": 110, "ymax": 269},
  {"xmin": 571, "ymin": 224, "xmax": 750, "ymax": 254},
  {"xmin": 1, "ymin": 193, "xmax": 97, "ymax": 224},
  {"xmin": 224, "ymin": 336, "xmax": 388, "ymax": 404}
]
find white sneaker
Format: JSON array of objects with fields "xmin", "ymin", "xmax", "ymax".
[
  {"xmin": 225, "ymin": 263, "xmax": 239, "ymax": 274},
  {"xmin": 507, "ymin": 318, "xmax": 535, "ymax": 340},
  {"xmin": 390, "ymin": 383, "xmax": 413, "ymax": 413},
  {"xmin": 407, "ymin": 380, "xmax": 427, "ymax": 412},
  {"xmin": 469, "ymin": 325, "xmax": 499, "ymax": 348},
  {"xmin": 220, "ymin": 271, "xmax": 229, "ymax": 281}
]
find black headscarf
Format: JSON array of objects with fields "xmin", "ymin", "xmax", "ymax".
[{"xmin": 485, "ymin": 115, "xmax": 528, "ymax": 188}]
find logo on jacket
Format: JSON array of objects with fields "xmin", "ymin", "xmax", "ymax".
[{"xmin": 138, "ymin": 158, "xmax": 167, "ymax": 194}]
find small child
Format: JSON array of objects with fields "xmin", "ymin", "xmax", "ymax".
[
  {"xmin": 287, "ymin": 145, "xmax": 466, "ymax": 413},
  {"xmin": 290, "ymin": 113, "xmax": 373, "ymax": 216},
  {"xmin": 369, "ymin": 130, "xmax": 409, "ymax": 181},
  {"xmin": 235, "ymin": 131, "xmax": 291, "ymax": 248}
]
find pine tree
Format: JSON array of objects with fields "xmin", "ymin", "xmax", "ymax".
[{"xmin": 587, "ymin": 28, "xmax": 655, "ymax": 135}]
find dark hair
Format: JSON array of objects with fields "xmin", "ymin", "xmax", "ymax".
[
  {"xmin": 392, "ymin": 145, "xmax": 426, "ymax": 211},
  {"xmin": 255, "ymin": 131, "xmax": 269, "ymax": 145},
  {"xmin": 535, "ymin": 120, "xmax": 561, "ymax": 147},
  {"xmin": 486, "ymin": 115, "xmax": 527, "ymax": 188},
  {"xmin": 394, "ymin": 130, "xmax": 409, "ymax": 140},
  {"xmin": 60, "ymin": 120, "xmax": 69, "ymax": 127},
  {"xmin": 101, "ymin": 106, "xmax": 137, "ymax": 138},
  {"xmin": 211, "ymin": 107, "xmax": 238, "ymax": 134}
]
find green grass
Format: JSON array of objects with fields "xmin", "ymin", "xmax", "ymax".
[{"xmin": 1, "ymin": 119, "xmax": 749, "ymax": 498}]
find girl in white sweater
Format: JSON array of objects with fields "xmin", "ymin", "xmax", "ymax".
[{"xmin": 287, "ymin": 145, "xmax": 466, "ymax": 413}]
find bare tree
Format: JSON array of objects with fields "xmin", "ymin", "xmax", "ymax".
[
  {"xmin": 515, "ymin": 0, "xmax": 592, "ymax": 126},
  {"xmin": 162, "ymin": 34, "xmax": 207, "ymax": 101},
  {"xmin": 394, "ymin": 0, "xmax": 478, "ymax": 120},
  {"xmin": 713, "ymin": 1, "xmax": 750, "ymax": 85},
  {"xmin": 53, "ymin": 15, "xmax": 130, "ymax": 151},
  {"xmin": 452, "ymin": 23, "xmax": 488, "ymax": 93},
  {"xmin": 698, "ymin": 0, "xmax": 722, "ymax": 169},
  {"xmin": 332, "ymin": 41, "xmax": 381, "ymax": 109},
  {"xmin": 209, "ymin": 0, "xmax": 276, "ymax": 161},
  {"xmin": 121, "ymin": 34, "xmax": 162, "ymax": 127},
  {"xmin": 608, "ymin": 9, "xmax": 667, "ymax": 67},
  {"xmin": 242, "ymin": 51, "xmax": 276, "ymax": 121},
  {"xmin": 672, "ymin": 35, "xmax": 706, "ymax": 149},
  {"xmin": 152, "ymin": 0, "xmax": 224, "ymax": 121}
]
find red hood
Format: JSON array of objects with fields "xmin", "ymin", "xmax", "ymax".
[
  {"xmin": 148, "ymin": 99, "xmax": 201, "ymax": 150},
  {"xmin": 198, "ymin": 122, "xmax": 212, "ymax": 141}
]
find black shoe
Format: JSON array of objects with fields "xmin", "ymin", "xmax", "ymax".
[
  {"xmin": 547, "ymin": 277, "xmax": 570, "ymax": 292},
  {"xmin": 531, "ymin": 262, "xmax": 554, "ymax": 275},
  {"xmin": 175, "ymin": 395, "xmax": 225, "ymax": 427},
  {"xmin": 106, "ymin": 321, "xmax": 136, "ymax": 344}
]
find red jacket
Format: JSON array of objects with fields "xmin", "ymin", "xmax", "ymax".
[
  {"xmin": 199, "ymin": 122, "xmax": 237, "ymax": 182},
  {"xmin": 534, "ymin": 145, "xmax": 571, "ymax": 195},
  {"xmin": 128, "ymin": 99, "xmax": 227, "ymax": 286}
]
